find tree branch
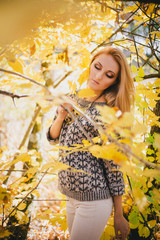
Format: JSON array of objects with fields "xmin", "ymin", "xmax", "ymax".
[
  {"xmin": 0, "ymin": 90, "xmax": 28, "ymax": 99},
  {"xmin": 2, "ymin": 168, "xmax": 49, "ymax": 226},
  {"xmin": 91, "ymin": 6, "xmax": 140, "ymax": 54},
  {"xmin": 0, "ymin": 169, "xmax": 57, "ymax": 175},
  {"xmin": 3, "ymin": 104, "xmax": 41, "ymax": 185},
  {"xmin": 135, "ymin": 3, "xmax": 159, "ymax": 31},
  {"xmin": 133, "ymin": 36, "xmax": 140, "ymax": 68},
  {"xmin": 17, "ymin": 198, "xmax": 68, "ymax": 202},
  {"xmin": 0, "ymin": 68, "xmax": 51, "ymax": 94},
  {"xmin": 60, "ymin": 95, "xmax": 160, "ymax": 170},
  {"xmin": 143, "ymin": 74, "xmax": 160, "ymax": 80}
]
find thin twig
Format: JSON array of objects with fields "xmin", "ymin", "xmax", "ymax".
[
  {"xmin": 0, "ymin": 90, "xmax": 28, "ymax": 99},
  {"xmin": 0, "ymin": 68, "xmax": 51, "ymax": 94},
  {"xmin": 3, "ymin": 104, "xmax": 41, "ymax": 185},
  {"xmin": 61, "ymin": 105, "xmax": 94, "ymax": 144},
  {"xmin": 53, "ymin": 70, "xmax": 73, "ymax": 88},
  {"xmin": 142, "ymin": 48, "xmax": 158, "ymax": 67},
  {"xmin": 143, "ymin": 73, "xmax": 160, "ymax": 80},
  {"xmin": 149, "ymin": 32, "xmax": 160, "ymax": 63},
  {"xmin": 0, "ymin": 169, "xmax": 57, "ymax": 175},
  {"xmin": 2, "ymin": 168, "xmax": 49, "ymax": 225},
  {"xmin": 133, "ymin": 36, "xmax": 140, "ymax": 68},
  {"xmin": 61, "ymin": 95, "xmax": 160, "ymax": 170},
  {"xmin": 17, "ymin": 198, "xmax": 68, "ymax": 202},
  {"xmin": 91, "ymin": 6, "xmax": 140, "ymax": 54},
  {"xmin": 136, "ymin": 3, "xmax": 159, "ymax": 31}
]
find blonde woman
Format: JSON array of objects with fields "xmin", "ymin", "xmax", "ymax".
[{"xmin": 47, "ymin": 46, "xmax": 134, "ymax": 240}]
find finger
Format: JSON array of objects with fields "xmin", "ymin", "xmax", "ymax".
[
  {"xmin": 121, "ymin": 232, "xmax": 127, "ymax": 240},
  {"xmin": 115, "ymin": 230, "xmax": 119, "ymax": 240}
]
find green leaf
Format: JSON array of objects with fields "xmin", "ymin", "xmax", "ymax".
[{"xmin": 128, "ymin": 209, "xmax": 139, "ymax": 226}]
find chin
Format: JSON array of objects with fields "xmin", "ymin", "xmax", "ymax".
[{"xmin": 88, "ymin": 82, "xmax": 98, "ymax": 90}]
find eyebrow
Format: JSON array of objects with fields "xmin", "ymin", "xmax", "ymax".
[{"xmin": 97, "ymin": 61, "xmax": 115, "ymax": 75}]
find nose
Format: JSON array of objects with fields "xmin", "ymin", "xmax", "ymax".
[{"xmin": 95, "ymin": 71, "xmax": 103, "ymax": 81}]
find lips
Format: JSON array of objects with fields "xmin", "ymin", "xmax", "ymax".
[{"xmin": 92, "ymin": 79, "xmax": 99, "ymax": 84}]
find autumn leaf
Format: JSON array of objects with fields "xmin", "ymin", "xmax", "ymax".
[
  {"xmin": 131, "ymin": 65, "xmax": 137, "ymax": 74},
  {"xmin": 77, "ymin": 68, "xmax": 89, "ymax": 86},
  {"xmin": 17, "ymin": 202, "xmax": 27, "ymax": 211},
  {"xmin": 138, "ymin": 67, "xmax": 145, "ymax": 78},
  {"xmin": 30, "ymin": 43, "xmax": 36, "ymax": 56},
  {"xmin": 78, "ymin": 88, "xmax": 96, "ymax": 98},
  {"xmin": 68, "ymin": 80, "xmax": 77, "ymax": 93},
  {"xmin": 8, "ymin": 60, "xmax": 24, "ymax": 74}
]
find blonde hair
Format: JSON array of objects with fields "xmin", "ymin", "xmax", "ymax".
[{"xmin": 90, "ymin": 46, "xmax": 134, "ymax": 113}]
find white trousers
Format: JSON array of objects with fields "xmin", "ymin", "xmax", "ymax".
[{"xmin": 66, "ymin": 197, "xmax": 113, "ymax": 240}]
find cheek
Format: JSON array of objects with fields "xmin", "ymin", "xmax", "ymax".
[
  {"xmin": 89, "ymin": 65, "xmax": 96, "ymax": 77},
  {"xmin": 103, "ymin": 78, "xmax": 116, "ymax": 88}
]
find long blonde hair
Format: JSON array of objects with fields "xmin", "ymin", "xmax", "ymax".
[{"xmin": 90, "ymin": 47, "xmax": 134, "ymax": 113}]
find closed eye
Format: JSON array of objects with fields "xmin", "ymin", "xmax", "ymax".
[
  {"xmin": 94, "ymin": 64, "xmax": 101, "ymax": 70},
  {"xmin": 106, "ymin": 74, "xmax": 114, "ymax": 78},
  {"xmin": 94, "ymin": 63, "xmax": 115, "ymax": 78}
]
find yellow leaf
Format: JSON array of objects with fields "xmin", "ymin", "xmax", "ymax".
[
  {"xmin": 146, "ymin": 4, "xmax": 155, "ymax": 15},
  {"xmin": 153, "ymin": 78, "xmax": 160, "ymax": 86},
  {"xmin": 81, "ymin": 49, "xmax": 91, "ymax": 68},
  {"xmin": 8, "ymin": 60, "xmax": 24, "ymax": 74},
  {"xmin": 26, "ymin": 167, "xmax": 38, "ymax": 175},
  {"xmin": 77, "ymin": 68, "xmax": 89, "ymax": 86},
  {"xmin": 154, "ymin": 134, "xmax": 160, "ymax": 150},
  {"xmin": 78, "ymin": 88, "xmax": 96, "ymax": 98},
  {"xmin": 18, "ymin": 202, "xmax": 26, "ymax": 211},
  {"xmin": 41, "ymin": 162, "xmax": 70, "ymax": 173},
  {"xmin": 135, "ymin": 76, "xmax": 143, "ymax": 82},
  {"xmin": 130, "ymin": 222, "xmax": 139, "ymax": 229},
  {"xmin": 97, "ymin": 105, "xmax": 117, "ymax": 124},
  {"xmin": 147, "ymin": 220, "xmax": 156, "ymax": 228},
  {"xmin": 124, "ymin": 5, "xmax": 138, "ymax": 13},
  {"xmin": 82, "ymin": 139, "xmax": 91, "ymax": 146},
  {"xmin": 147, "ymin": 181, "xmax": 152, "ymax": 188},
  {"xmin": 133, "ymin": 188, "xmax": 148, "ymax": 211},
  {"xmin": 131, "ymin": 65, "xmax": 137, "ymax": 74},
  {"xmin": 15, "ymin": 153, "xmax": 31, "ymax": 164},
  {"xmin": 89, "ymin": 144, "xmax": 128, "ymax": 163},
  {"xmin": 138, "ymin": 67, "xmax": 145, "ymax": 78},
  {"xmin": 16, "ymin": 210, "xmax": 25, "ymax": 221},
  {"xmin": 133, "ymin": 15, "xmax": 143, "ymax": 22},
  {"xmin": 30, "ymin": 43, "xmax": 36, "ymax": 56},
  {"xmin": 150, "ymin": 31, "xmax": 160, "ymax": 39},
  {"xmin": 0, "ymin": 229, "xmax": 12, "ymax": 238},
  {"xmin": 68, "ymin": 80, "xmax": 77, "ymax": 93},
  {"xmin": 133, "ymin": 122, "xmax": 147, "ymax": 136},
  {"xmin": 142, "ymin": 226, "xmax": 150, "ymax": 238}
]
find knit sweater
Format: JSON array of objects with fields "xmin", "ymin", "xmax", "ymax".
[{"xmin": 47, "ymin": 96, "xmax": 125, "ymax": 201}]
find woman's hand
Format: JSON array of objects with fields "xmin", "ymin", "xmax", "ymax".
[
  {"xmin": 114, "ymin": 215, "xmax": 129, "ymax": 240},
  {"xmin": 57, "ymin": 103, "xmax": 73, "ymax": 120}
]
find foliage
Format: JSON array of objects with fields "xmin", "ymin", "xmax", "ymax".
[{"xmin": 0, "ymin": 0, "xmax": 160, "ymax": 239}]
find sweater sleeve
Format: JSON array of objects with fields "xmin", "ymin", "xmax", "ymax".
[
  {"xmin": 46, "ymin": 111, "xmax": 59, "ymax": 144},
  {"xmin": 103, "ymin": 160, "xmax": 125, "ymax": 196}
]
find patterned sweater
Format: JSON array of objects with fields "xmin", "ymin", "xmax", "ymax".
[{"xmin": 47, "ymin": 96, "xmax": 125, "ymax": 201}]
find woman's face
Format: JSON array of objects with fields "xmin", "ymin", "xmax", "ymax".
[{"xmin": 88, "ymin": 53, "xmax": 120, "ymax": 96}]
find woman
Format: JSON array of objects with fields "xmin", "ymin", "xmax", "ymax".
[{"xmin": 47, "ymin": 46, "xmax": 134, "ymax": 240}]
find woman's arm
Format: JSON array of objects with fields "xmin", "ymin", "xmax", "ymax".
[
  {"xmin": 49, "ymin": 103, "xmax": 72, "ymax": 139},
  {"xmin": 113, "ymin": 195, "xmax": 129, "ymax": 240}
]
